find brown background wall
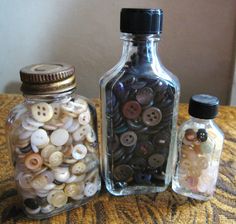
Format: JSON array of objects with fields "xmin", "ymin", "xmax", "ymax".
[{"xmin": 0, "ymin": 0, "xmax": 235, "ymax": 104}]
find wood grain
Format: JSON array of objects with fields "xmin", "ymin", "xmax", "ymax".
[{"xmin": 0, "ymin": 94, "xmax": 235, "ymax": 224}]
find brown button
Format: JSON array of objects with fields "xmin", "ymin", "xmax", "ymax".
[
  {"xmin": 122, "ymin": 101, "xmax": 141, "ymax": 120},
  {"xmin": 25, "ymin": 153, "xmax": 43, "ymax": 170},
  {"xmin": 184, "ymin": 129, "xmax": 196, "ymax": 141},
  {"xmin": 113, "ymin": 164, "xmax": 134, "ymax": 182},
  {"xmin": 142, "ymin": 107, "xmax": 162, "ymax": 126}
]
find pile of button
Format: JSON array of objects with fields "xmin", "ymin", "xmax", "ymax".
[
  {"xmin": 12, "ymin": 97, "xmax": 100, "ymax": 216},
  {"xmin": 178, "ymin": 128, "xmax": 217, "ymax": 193},
  {"xmin": 105, "ymin": 45, "xmax": 176, "ymax": 189}
]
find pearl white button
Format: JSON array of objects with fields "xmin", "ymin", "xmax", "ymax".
[
  {"xmin": 31, "ymin": 129, "xmax": 49, "ymax": 147},
  {"xmin": 72, "ymin": 144, "xmax": 87, "ymax": 160},
  {"xmin": 78, "ymin": 110, "xmax": 91, "ymax": 125},
  {"xmin": 53, "ymin": 167, "xmax": 70, "ymax": 182},
  {"xmin": 72, "ymin": 125, "xmax": 90, "ymax": 142},
  {"xmin": 84, "ymin": 182, "xmax": 98, "ymax": 197},
  {"xmin": 50, "ymin": 128, "xmax": 69, "ymax": 146}
]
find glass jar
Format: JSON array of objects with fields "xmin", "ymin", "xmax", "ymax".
[
  {"xmin": 100, "ymin": 8, "xmax": 180, "ymax": 196},
  {"xmin": 172, "ymin": 94, "xmax": 224, "ymax": 200},
  {"xmin": 6, "ymin": 63, "xmax": 100, "ymax": 219}
]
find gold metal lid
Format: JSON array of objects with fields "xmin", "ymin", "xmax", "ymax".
[{"xmin": 20, "ymin": 63, "xmax": 77, "ymax": 95}]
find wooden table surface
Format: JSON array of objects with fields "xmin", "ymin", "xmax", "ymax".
[{"xmin": 0, "ymin": 94, "xmax": 235, "ymax": 224}]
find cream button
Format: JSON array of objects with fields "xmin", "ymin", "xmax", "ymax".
[
  {"xmin": 50, "ymin": 128, "xmax": 69, "ymax": 146},
  {"xmin": 31, "ymin": 129, "xmax": 49, "ymax": 147},
  {"xmin": 41, "ymin": 145, "xmax": 58, "ymax": 162},
  {"xmin": 31, "ymin": 102, "xmax": 54, "ymax": 122},
  {"xmin": 78, "ymin": 110, "xmax": 91, "ymax": 125},
  {"xmin": 72, "ymin": 125, "xmax": 90, "ymax": 141},
  {"xmin": 73, "ymin": 98, "xmax": 88, "ymax": 114},
  {"xmin": 47, "ymin": 190, "xmax": 68, "ymax": 208},
  {"xmin": 18, "ymin": 172, "xmax": 34, "ymax": 189},
  {"xmin": 64, "ymin": 183, "xmax": 81, "ymax": 197},
  {"xmin": 51, "ymin": 103, "xmax": 61, "ymax": 119},
  {"xmin": 71, "ymin": 162, "xmax": 86, "ymax": 175},
  {"xmin": 72, "ymin": 144, "xmax": 87, "ymax": 160},
  {"xmin": 86, "ymin": 127, "xmax": 96, "ymax": 143},
  {"xmin": 31, "ymin": 175, "xmax": 48, "ymax": 190},
  {"xmin": 71, "ymin": 194, "xmax": 84, "ymax": 201},
  {"xmin": 53, "ymin": 167, "xmax": 70, "ymax": 182},
  {"xmin": 84, "ymin": 182, "xmax": 98, "ymax": 197},
  {"xmin": 48, "ymin": 151, "xmax": 63, "ymax": 167},
  {"xmin": 66, "ymin": 174, "xmax": 85, "ymax": 183}
]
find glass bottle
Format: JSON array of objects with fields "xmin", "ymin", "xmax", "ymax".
[
  {"xmin": 172, "ymin": 94, "xmax": 224, "ymax": 200},
  {"xmin": 100, "ymin": 8, "xmax": 180, "ymax": 196},
  {"xmin": 6, "ymin": 63, "xmax": 100, "ymax": 219}
]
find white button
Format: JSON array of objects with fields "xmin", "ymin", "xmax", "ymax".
[
  {"xmin": 22, "ymin": 119, "xmax": 38, "ymax": 131},
  {"xmin": 26, "ymin": 116, "xmax": 44, "ymax": 127},
  {"xmin": 41, "ymin": 204, "xmax": 55, "ymax": 214},
  {"xmin": 50, "ymin": 128, "xmax": 69, "ymax": 146},
  {"xmin": 31, "ymin": 143, "xmax": 39, "ymax": 153},
  {"xmin": 72, "ymin": 144, "xmax": 87, "ymax": 160},
  {"xmin": 25, "ymin": 206, "xmax": 41, "ymax": 215},
  {"xmin": 31, "ymin": 129, "xmax": 49, "ymax": 147},
  {"xmin": 73, "ymin": 98, "xmax": 88, "ymax": 114},
  {"xmin": 86, "ymin": 127, "xmax": 96, "ymax": 143},
  {"xmin": 43, "ymin": 183, "xmax": 56, "ymax": 191},
  {"xmin": 51, "ymin": 103, "xmax": 61, "ymax": 119},
  {"xmin": 61, "ymin": 101, "xmax": 76, "ymax": 113},
  {"xmin": 78, "ymin": 110, "xmax": 91, "ymax": 125},
  {"xmin": 84, "ymin": 182, "xmax": 98, "ymax": 197},
  {"xmin": 53, "ymin": 167, "xmax": 70, "ymax": 182},
  {"xmin": 61, "ymin": 116, "xmax": 73, "ymax": 130},
  {"xmin": 72, "ymin": 125, "xmax": 90, "ymax": 142},
  {"xmin": 31, "ymin": 102, "xmax": 54, "ymax": 122},
  {"xmin": 36, "ymin": 189, "xmax": 49, "ymax": 198},
  {"xmin": 18, "ymin": 172, "xmax": 34, "ymax": 189},
  {"xmin": 67, "ymin": 120, "xmax": 80, "ymax": 133},
  {"xmin": 66, "ymin": 174, "xmax": 85, "ymax": 183}
]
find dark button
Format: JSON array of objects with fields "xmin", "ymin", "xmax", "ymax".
[
  {"xmin": 136, "ymin": 87, "xmax": 154, "ymax": 105},
  {"xmin": 113, "ymin": 82, "xmax": 125, "ymax": 98},
  {"xmin": 120, "ymin": 131, "xmax": 137, "ymax": 147},
  {"xmin": 131, "ymin": 81, "xmax": 147, "ymax": 90},
  {"xmin": 135, "ymin": 141, "xmax": 153, "ymax": 158},
  {"xmin": 114, "ymin": 123, "xmax": 128, "ymax": 134},
  {"xmin": 114, "ymin": 181, "xmax": 128, "ymax": 189},
  {"xmin": 122, "ymin": 75, "xmax": 136, "ymax": 87},
  {"xmin": 113, "ymin": 164, "xmax": 134, "ymax": 182},
  {"xmin": 130, "ymin": 157, "xmax": 147, "ymax": 170},
  {"xmin": 127, "ymin": 119, "xmax": 143, "ymax": 131},
  {"xmin": 197, "ymin": 129, "xmax": 208, "ymax": 142},
  {"xmin": 134, "ymin": 172, "xmax": 152, "ymax": 185},
  {"xmin": 152, "ymin": 131, "xmax": 170, "ymax": 148},
  {"xmin": 185, "ymin": 129, "xmax": 196, "ymax": 141},
  {"xmin": 114, "ymin": 148, "xmax": 126, "ymax": 162},
  {"xmin": 122, "ymin": 101, "xmax": 142, "ymax": 120},
  {"xmin": 24, "ymin": 198, "xmax": 39, "ymax": 210},
  {"xmin": 142, "ymin": 107, "xmax": 162, "ymax": 126},
  {"xmin": 148, "ymin": 153, "xmax": 165, "ymax": 169},
  {"xmin": 19, "ymin": 144, "xmax": 32, "ymax": 153}
]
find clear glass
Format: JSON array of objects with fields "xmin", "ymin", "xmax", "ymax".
[
  {"xmin": 100, "ymin": 33, "xmax": 180, "ymax": 196},
  {"xmin": 172, "ymin": 117, "xmax": 224, "ymax": 200},
  {"xmin": 6, "ymin": 90, "xmax": 101, "ymax": 219}
]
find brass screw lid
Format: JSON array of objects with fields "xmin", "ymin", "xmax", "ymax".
[{"xmin": 20, "ymin": 63, "xmax": 77, "ymax": 95}]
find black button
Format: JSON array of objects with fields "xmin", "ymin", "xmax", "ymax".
[
  {"xmin": 24, "ymin": 198, "xmax": 39, "ymax": 210},
  {"xmin": 20, "ymin": 144, "xmax": 32, "ymax": 153},
  {"xmin": 134, "ymin": 172, "xmax": 152, "ymax": 185},
  {"xmin": 197, "ymin": 129, "xmax": 208, "ymax": 142},
  {"xmin": 113, "ymin": 164, "xmax": 134, "ymax": 182},
  {"xmin": 135, "ymin": 141, "xmax": 153, "ymax": 158},
  {"xmin": 130, "ymin": 157, "xmax": 147, "ymax": 170}
]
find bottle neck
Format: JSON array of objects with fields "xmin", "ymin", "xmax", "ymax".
[
  {"xmin": 23, "ymin": 90, "xmax": 75, "ymax": 103},
  {"xmin": 120, "ymin": 33, "xmax": 161, "ymax": 66},
  {"xmin": 190, "ymin": 116, "xmax": 214, "ymax": 125}
]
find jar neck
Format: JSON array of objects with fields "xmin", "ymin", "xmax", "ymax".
[
  {"xmin": 190, "ymin": 116, "xmax": 214, "ymax": 125},
  {"xmin": 23, "ymin": 90, "xmax": 75, "ymax": 103},
  {"xmin": 120, "ymin": 33, "xmax": 161, "ymax": 65}
]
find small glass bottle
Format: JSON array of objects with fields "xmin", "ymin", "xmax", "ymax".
[
  {"xmin": 6, "ymin": 63, "xmax": 100, "ymax": 219},
  {"xmin": 172, "ymin": 94, "xmax": 224, "ymax": 200},
  {"xmin": 100, "ymin": 8, "xmax": 180, "ymax": 196}
]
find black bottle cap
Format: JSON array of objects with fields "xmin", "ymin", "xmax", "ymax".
[
  {"xmin": 120, "ymin": 8, "xmax": 163, "ymax": 34},
  {"xmin": 188, "ymin": 94, "xmax": 219, "ymax": 119}
]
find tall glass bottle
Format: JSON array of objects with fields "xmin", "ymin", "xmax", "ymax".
[{"xmin": 100, "ymin": 8, "xmax": 180, "ymax": 195}]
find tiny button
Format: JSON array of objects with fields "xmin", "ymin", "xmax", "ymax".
[
  {"xmin": 122, "ymin": 101, "xmax": 142, "ymax": 120},
  {"xmin": 142, "ymin": 107, "xmax": 162, "ymax": 126},
  {"xmin": 148, "ymin": 153, "xmax": 165, "ymax": 169},
  {"xmin": 120, "ymin": 131, "xmax": 137, "ymax": 147}
]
